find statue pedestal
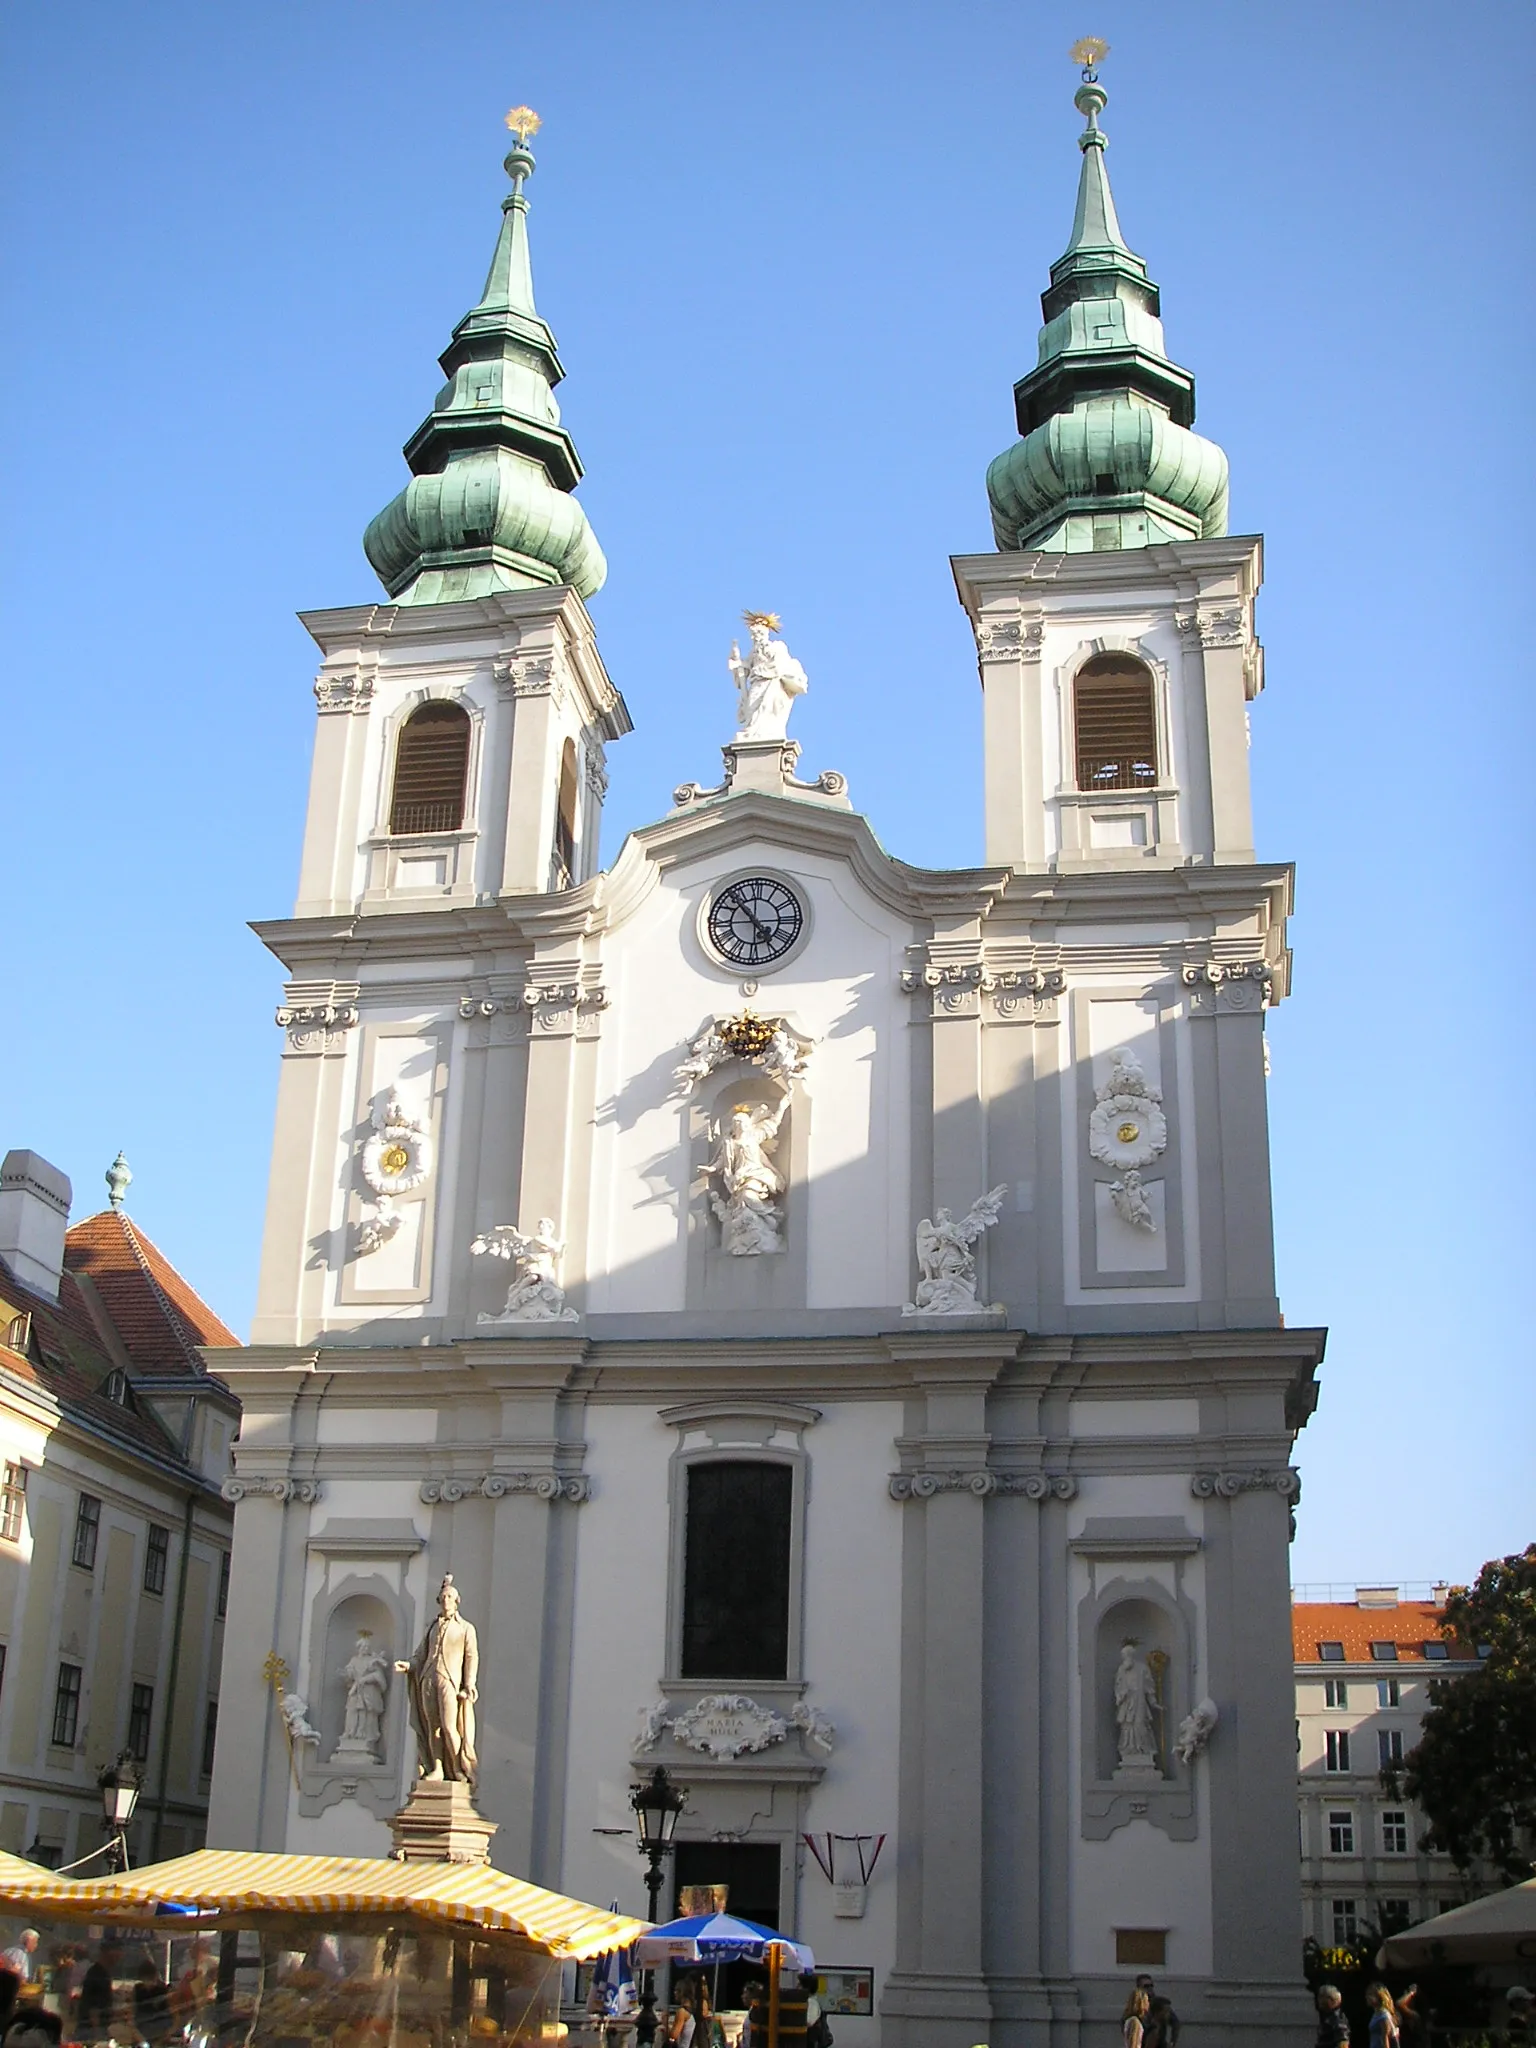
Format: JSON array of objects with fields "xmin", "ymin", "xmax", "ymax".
[
  {"xmin": 390, "ymin": 1780, "xmax": 498, "ymax": 1865},
  {"xmin": 1112, "ymin": 1761, "xmax": 1164, "ymax": 1785},
  {"xmin": 329, "ymin": 1737, "xmax": 382, "ymax": 1768}
]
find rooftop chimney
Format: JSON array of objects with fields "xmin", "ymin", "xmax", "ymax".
[{"xmin": 0, "ymin": 1150, "xmax": 72, "ymax": 1301}]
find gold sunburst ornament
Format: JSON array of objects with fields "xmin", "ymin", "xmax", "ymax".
[
  {"xmin": 1069, "ymin": 36, "xmax": 1110, "ymax": 74},
  {"xmin": 742, "ymin": 609, "xmax": 782, "ymax": 631},
  {"xmin": 505, "ymin": 105, "xmax": 542, "ymax": 145}
]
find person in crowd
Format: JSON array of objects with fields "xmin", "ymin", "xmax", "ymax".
[
  {"xmin": 667, "ymin": 1985, "xmax": 697, "ymax": 2047},
  {"xmin": 1122, "ymin": 1987, "xmax": 1150, "ymax": 2047},
  {"xmin": 0, "ymin": 1967, "xmax": 19, "ymax": 2037},
  {"xmin": 1, "ymin": 2010, "xmax": 62, "ymax": 2048},
  {"xmin": 1507, "ymin": 1987, "xmax": 1535, "ymax": 2044},
  {"xmin": 76, "ymin": 1945, "xmax": 119, "ymax": 2038},
  {"xmin": 802, "ymin": 1971, "xmax": 831, "ymax": 2048},
  {"xmin": 1364, "ymin": 1983, "xmax": 1399, "ymax": 2047},
  {"xmin": 1144, "ymin": 1991, "xmax": 1180, "ymax": 2046},
  {"xmin": 1394, "ymin": 1984, "xmax": 1426, "ymax": 2048},
  {"xmin": 0, "ymin": 1939, "xmax": 35, "ymax": 1986},
  {"xmin": 1315, "ymin": 1983, "xmax": 1350, "ymax": 2046},
  {"xmin": 132, "ymin": 1955, "xmax": 172, "ymax": 2043}
]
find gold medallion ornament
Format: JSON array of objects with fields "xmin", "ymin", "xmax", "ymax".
[
  {"xmin": 380, "ymin": 1143, "xmax": 412, "ymax": 1178},
  {"xmin": 1117, "ymin": 1122, "xmax": 1140, "ymax": 1146},
  {"xmin": 504, "ymin": 105, "xmax": 542, "ymax": 144}
]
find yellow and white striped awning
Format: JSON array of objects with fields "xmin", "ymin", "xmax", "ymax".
[{"xmin": 0, "ymin": 1850, "xmax": 647, "ymax": 1960}]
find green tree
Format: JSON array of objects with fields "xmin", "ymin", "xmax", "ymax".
[{"xmin": 1386, "ymin": 1544, "xmax": 1536, "ymax": 1881}]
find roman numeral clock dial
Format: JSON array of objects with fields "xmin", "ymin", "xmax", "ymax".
[{"xmin": 705, "ymin": 876, "xmax": 805, "ymax": 969}]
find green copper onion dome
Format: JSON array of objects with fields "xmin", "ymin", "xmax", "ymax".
[
  {"xmin": 987, "ymin": 59, "xmax": 1228, "ymax": 554},
  {"xmin": 364, "ymin": 118, "xmax": 606, "ymax": 604}
]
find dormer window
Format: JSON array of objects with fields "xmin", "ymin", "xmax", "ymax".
[
  {"xmin": 389, "ymin": 702, "xmax": 470, "ymax": 835},
  {"xmin": 1075, "ymin": 653, "xmax": 1158, "ymax": 792}
]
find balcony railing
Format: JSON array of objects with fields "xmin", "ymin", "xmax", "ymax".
[
  {"xmin": 1077, "ymin": 752, "xmax": 1157, "ymax": 792},
  {"xmin": 389, "ymin": 800, "xmax": 462, "ymax": 836}
]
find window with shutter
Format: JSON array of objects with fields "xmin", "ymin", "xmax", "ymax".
[
  {"xmin": 1074, "ymin": 654, "xmax": 1158, "ymax": 792},
  {"xmin": 389, "ymin": 703, "xmax": 471, "ymax": 835}
]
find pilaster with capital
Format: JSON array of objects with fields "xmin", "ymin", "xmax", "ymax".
[{"xmin": 1174, "ymin": 585, "xmax": 1262, "ymax": 864}]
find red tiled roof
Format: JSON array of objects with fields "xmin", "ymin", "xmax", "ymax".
[
  {"xmin": 1293, "ymin": 1600, "xmax": 1472, "ymax": 1663},
  {"xmin": 63, "ymin": 1208, "xmax": 238, "ymax": 1375}
]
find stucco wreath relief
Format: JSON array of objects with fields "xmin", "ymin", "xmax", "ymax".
[
  {"xmin": 357, "ymin": 1092, "xmax": 432, "ymax": 1255},
  {"xmin": 1088, "ymin": 1046, "xmax": 1167, "ymax": 1232}
]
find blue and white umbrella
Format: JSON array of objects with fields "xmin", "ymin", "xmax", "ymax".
[
  {"xmin": 634, "ymin": 1911, "xmax": 814, "ymax": 1972},
  {"xmin": 590, "ymin": 1904, "xmax": 637, "ymax": 2014}
]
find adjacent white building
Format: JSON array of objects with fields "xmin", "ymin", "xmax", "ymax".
[
  {"xmin": 1293, "ymin": 1587, "xmax": 1487, "ymax": 1949},
  {"xmin": 211, "ymin": 63, "xmax": 1327, "ymax": 2046}
]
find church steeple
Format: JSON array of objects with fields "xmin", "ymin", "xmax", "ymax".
[
  {"xmin": 987, "ymin": 45, "xmax": 1229, "ymax": 554},
  {"xmin": 364, "ymin": 110, "xmax": 607, "ymax": 605}
]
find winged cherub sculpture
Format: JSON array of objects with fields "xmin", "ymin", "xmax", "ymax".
[{"xmin": 906, "ymin": 1184, "xmax": 1009, "ymax": 1314}]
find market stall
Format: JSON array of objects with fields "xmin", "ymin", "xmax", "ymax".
[{"xmin": 0, "ymin": 1849, "xmax": 649, "ymax": 2048}]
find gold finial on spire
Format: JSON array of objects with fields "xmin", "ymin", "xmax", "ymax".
[
  {"xmin": 504, "ymin": 105, "xmax": 542, "ymax": 144},
  {"xmin": 742, "ymin": 608, "xmax": 782, "ymax": 631},
  {"xmin": 1069, "ymin": 36, "xmax": 1109, "ymax": 78}
]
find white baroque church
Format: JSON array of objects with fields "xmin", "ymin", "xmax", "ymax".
[{"xmin": 210, "ymin": 66, "xmax": 1326, "ymax": 2047}]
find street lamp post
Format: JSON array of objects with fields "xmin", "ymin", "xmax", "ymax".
[
  {"xmin": 98, "ymin": 1751, "xmax": 142, "ymax": 1873},
  {"xmin": 629, "ymin": 1765, "xmax": 687, "ymax": 2048}
]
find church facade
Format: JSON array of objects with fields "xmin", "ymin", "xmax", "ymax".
[{"xmin": 210, "ymin": 67, "xmax": 1325, "ymax": 2046}]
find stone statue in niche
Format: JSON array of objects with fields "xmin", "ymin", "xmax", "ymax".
[
  {"xmin": 331, "ymin": 1630, "xmax": 390, "ymax": 1764},
  {"xmin": 396, "ymin": 1575, "xmax": 480, "ymax": 1788},
  {"xmin": 904, "ymin": 1186, "xmax": 1008, "ymax": 1315},
  {"xmin": 728, "ymin": 611, "xmax": 808, "ymax": 740},
  {"xmin": 705, "ymin": 1097, "xmax": 789, "ymax": 1255},
  {"xmin": 471, "ymin": 1217, "xmax": 578, "ymax": 1322},
  {"xmin": 1113, "ymin": 1638, "xmax": 1164, "ymax": 1775}
]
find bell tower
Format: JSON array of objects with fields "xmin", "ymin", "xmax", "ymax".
[
  {"xmin": 956, "ymin": 45, "xmax": 1262, "ymax": 874},
  {"xmin": 290, "ymin": 109, "xmax": 628, "ymax": 925}
]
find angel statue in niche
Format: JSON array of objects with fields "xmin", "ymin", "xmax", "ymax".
[
  {"xmin": 905, "ymin": 1184, "xmax": 1009, "ymax": 1314},
  {"xmin": 470, "ymin": 1217, "xmax": 578, "ymax": 1322},
  {"xmin": 705, "ymin": 1096, "xmax": 790, "ymax": 1256},
  {"xmin": 727, "ymin": 611, "xmax": 808, "ymax": 740}
]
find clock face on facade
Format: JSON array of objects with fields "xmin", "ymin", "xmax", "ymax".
[{"xmin": 705, "ymin": 876, "xmax": 805, "ymax": 968}]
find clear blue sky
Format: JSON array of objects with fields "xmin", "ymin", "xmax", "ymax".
[{"xmin": 4, "ymin": 0, "xmax": 1531, "ymax": 1587}]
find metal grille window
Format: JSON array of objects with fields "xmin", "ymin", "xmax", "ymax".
[
  {"xmin": 127, "ymin": 1682, "xmax": 154, "ymax": 1761},
  {"xmin": 1325, "ymin": 1729, "xmax": 1351, "ymax": 1772},
  {"xmin": 144, "ymin": 1524, "xmax": 169, "ymax": 1596},
  {"xmin": 1377, "ymin": 1677, "xmax": 1401, "ymax": 1708},
  {"xmin": 72, "ymin": 1494, "xmax": 101, "ymax": 1570},
  {"xmin": 1324, "ymin": 1679, "xmax": 1349, "ymax": 1708},
  {"xmin": 201, "ymin": 1700, "xmax": 218, "ymax": 1778},
  {"xmin": 1328, "ymin": 1810, "xmax": 1355, "ymax": 1854},
  {"xmin": 51, "ymin": 1662, "xmax": 82, "ymax": 1747},
  {"xmin": 1331, "ymin": 1899, "xmax": 1359, "ymax": 1945},
  {"xmin": 1382, "ymin": 1810, "xmax": 1410, "ymax": 1854},
  {"xmin": 1379, "ymin": 1727, "xmax": 1404, "ymax": 1768},
  {"xmin": 388, "ymin": 702, "xmax": 471, "ymax": 836},
  {"xmin": 217, "ymin": 1550, "xmax": 230, "ymax": 1619},
  {"xmin": 681, "ymin": 1461, "xmax": 793, "ymax": 1680},
  {"xmin": 0, "ymin": 1464, "xmax": 26, "ymax": 1542},
  {"xmin": 1074, "ymin": 654, "xmax": 1158, "ymax": 792}
]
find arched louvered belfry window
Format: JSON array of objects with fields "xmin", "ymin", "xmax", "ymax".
[
  {"xmin": 1074, "ymin": 654, "xmax": 1158, "ymax": 792},
  {"xmin": 553, "ymin": 736, "xmax": 579, "ymax": 884},
  {"xmin": 389, "ymin": 702, "xmax": 470, "ymax": 835}
]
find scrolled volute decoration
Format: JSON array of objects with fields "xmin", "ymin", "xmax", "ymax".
[
  {"xmin": 889, "ymin": 1470, "xmax": 997, "ymax": 1501},
  {"xmin": 1190, "ymin": 1467, "xmax": 1300, "ymax": 1501},
  {"xmin": 222, "ymin": 1475, "xmax": 323, "ymax": 1505},
  {"xmin": 419, "ymin": 1472, "xmax": 589, "ymax": 1505}
]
